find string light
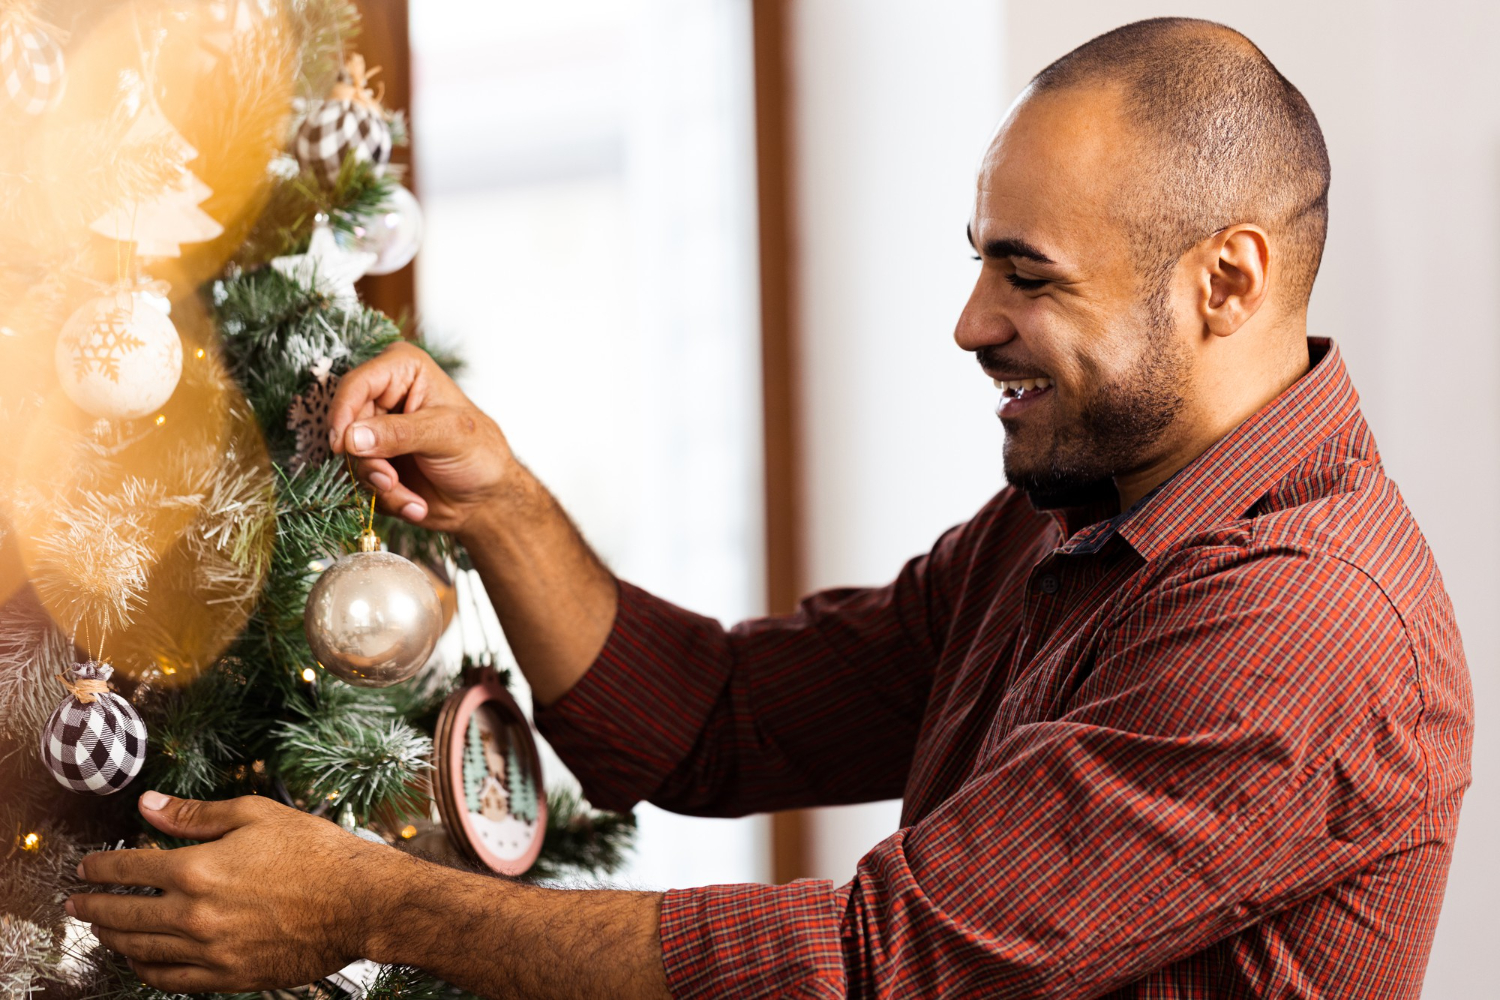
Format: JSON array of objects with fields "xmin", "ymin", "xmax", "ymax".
[
  {"xmin": 20, "ymin": 832, "xmax": 41, "ymax": 853},
  {"xmin": 399, "ymin": 824, "xmax": 417, "ymax": 840},
  {"xmin": 301, "ymin": 667, "xmax": 316, "ymax": 682}
]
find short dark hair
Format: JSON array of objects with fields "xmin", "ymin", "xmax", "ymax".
[{"xmin": 1030, "ymin": 18, "xmax": 1330, "ymax": 310}]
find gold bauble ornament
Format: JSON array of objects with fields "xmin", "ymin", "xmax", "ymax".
[{"xmin": 304, "ymin": 531, "xmax": 442, "ymax": 688}]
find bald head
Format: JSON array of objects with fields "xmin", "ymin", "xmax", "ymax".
[{"xmin": 1028, "ymin": 18, "xmax": 1330, "ymax": 312}]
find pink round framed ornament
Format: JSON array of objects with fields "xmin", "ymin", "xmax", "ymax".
[{"xmin": 433, "ymin": 665, "xmax": 546, "ymax": 875}]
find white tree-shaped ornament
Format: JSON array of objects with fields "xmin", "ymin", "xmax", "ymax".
[{"xmin": 89, "ymin": 90, "xmax": 223, "ymax": 258}]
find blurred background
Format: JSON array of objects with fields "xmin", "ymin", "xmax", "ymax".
[{"xmin": 382, "ymin": 1, "xmax": 1496, "ymax": 994}]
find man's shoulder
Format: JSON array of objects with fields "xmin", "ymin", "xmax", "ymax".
[{"xmin": 1152, "ymin": 449, "xmax": 1441, "ymax": 623}]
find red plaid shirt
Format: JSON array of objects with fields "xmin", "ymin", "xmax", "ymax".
[{"xmin": 536, "ymin": 339, "xmax": 1473, "ymax": 998}]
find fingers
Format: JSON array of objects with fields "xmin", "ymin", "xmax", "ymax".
[
  {"xmin": 68, "ymin": 893, "xmax": 180, "ymax": 935},
  {"xmin": 328, "ymin": 342, "xmax": 451, "ymax": 455},
  {"xmin": 92, "ymin": 927, "xmax": 200, "ymax": 966},
  {"xmin": 129, "ymin": 961, "xmax": 222, "ymax": 995},
  {"xmin": 128, "ymin": 961, "xmax": 219, "ymax": 994},
  {"xmin": 138, "ymin": 792, "xmax": 274, "ymax": 842},
  {"xmin": 78, "ymin": 848, "xmax": 174, "ymax": 889},
  {"xmin": 340, "ymin": 407, "xmax": 473, "ymax": 463},
  {"xmin": 353, "ymin": 457, "xmax": 429, "ymax": 522}
]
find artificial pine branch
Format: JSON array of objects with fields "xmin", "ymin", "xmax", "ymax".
[
  {"xmin": 274, "ymin": 682, "xmax": 433, "ymax": 826},
  {"xmin": 525, "ymin": 787, "xmax": 638, "ymax": 884}
]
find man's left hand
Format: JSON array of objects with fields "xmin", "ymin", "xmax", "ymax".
[{"xmin": 68, "ymin": 791, "xmax": 403, "ymax": 994}]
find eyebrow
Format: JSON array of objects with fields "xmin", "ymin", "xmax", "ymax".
[{"xmin": 966, "ymin": 223, "xmax": 1057, "ymax": 265}]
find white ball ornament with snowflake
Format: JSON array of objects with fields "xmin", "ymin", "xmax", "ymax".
[{"xmin": 55, "ymin": 290, "xmax": 182, "ymax": 420}]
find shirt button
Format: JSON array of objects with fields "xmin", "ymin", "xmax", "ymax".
[{"xmin": 1039, "ymin": 574, "xmax": 1060, "ymax": 595}]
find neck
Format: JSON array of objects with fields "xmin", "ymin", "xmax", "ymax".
[{"xmin": 1114, "ymin": 333, "xmax": 1311, "ymax": 509}]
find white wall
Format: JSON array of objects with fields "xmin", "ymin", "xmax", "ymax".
[
  {"xmin": 788, "ymin": 0, "xmax": 1009, "ymax": 883},
  {"xmin": 792, "ymin": 2, "xmax": 1499, "ymax": 995}
]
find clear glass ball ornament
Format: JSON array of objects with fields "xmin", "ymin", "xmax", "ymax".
[
  {"xmin": 349, "ymin": 184, "xmax": 423, "ymax": 276},
  {"xmin": 303, "ymin": 533, "xmax": 443, "ymax": 687}
]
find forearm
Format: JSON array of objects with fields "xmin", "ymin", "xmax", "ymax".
[
  {"xmin": 457, "ymin": 464, "xmax": 618, "ymax": 706},
  {"xmin": 367, "ymin": 852, "xmax": 669, "ymax": 999}
]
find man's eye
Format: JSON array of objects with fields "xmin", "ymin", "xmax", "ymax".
[{"xmin": 1006, "ymin": 273, "xmax": 1048, "ymax": 291}]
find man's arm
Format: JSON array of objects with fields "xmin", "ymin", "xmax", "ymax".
[
  {"xmin": 326, "ymin": 340, "xmax": 614, "ymax": 706},
  {"xmin": 647, "ymin": 553, "xmax": 1432, "ymax": 997},
  {"xmin": 328, "ymin": 341, "xmax": 969, "ymax": 818},
  {"xmin": 71, "ymin": 793, "xmax": 669, "ymax": 998}
]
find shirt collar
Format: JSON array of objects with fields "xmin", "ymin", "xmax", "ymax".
[{"xmin": 1050, "ymin": 338, "xmax": 1374, "ymax": 562}]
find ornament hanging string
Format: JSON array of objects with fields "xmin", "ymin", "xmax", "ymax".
[{"xmin": 345, "ymin": 452, "xmax": 380, "ymax": 549}]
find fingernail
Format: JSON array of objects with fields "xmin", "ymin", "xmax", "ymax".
[
  {"xmin": 328, "ymin": 427, "xmax": 340, "ymax": 447},
  {"xmin": 351, "ymin": 425, "xmax": 375, "ymax": 452},
  {"xmin": 140, "ymin": 790, "xmax": 169, "ymax": 811},
  {"xmin": 65, "ymin": 898, "xmax": 76, "ymax": 917},
  {"xmin": 369, "ymin": 471, "xmax": 392, "ymax": 490},
  {"xmin": 400, "ymin": 502, "xmax": 425, "ymax": 521},
  {"xmin": 76, "ymin": 862, "xmax": 85, "ymax": 879}
]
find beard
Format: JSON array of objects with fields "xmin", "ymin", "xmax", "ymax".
[{"xmin": 989, "ymin": 309, "xmax": 1189, "ymax": 511}]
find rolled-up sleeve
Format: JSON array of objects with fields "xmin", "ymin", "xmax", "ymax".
[
  {"xmin": 534, "ymin": 510, "xmax": 973, "ymax": 816},
  {"xmin": 649, "ymin": 554, "xmax": 1429, "ymax": 998}
]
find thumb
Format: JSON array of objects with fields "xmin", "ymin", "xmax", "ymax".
[
  {"xmin": 343, "ymin": 407, "xmax": 474, "ymax": 461},
  {"xmin": 138, "ymin": 791, "xmax": 262, "ymax": 842}
]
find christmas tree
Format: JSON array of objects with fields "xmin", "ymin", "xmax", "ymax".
[
  {"xmin": 505, "ymin": 740, "xmax": 538, "ymax": 827},
  {"xmin": 0, "ymin": 4, "xmax": 634, "ymax": 998},
  {"xmin": 462, "ymin": 715, "xmax": 484, "ymax": 815}
]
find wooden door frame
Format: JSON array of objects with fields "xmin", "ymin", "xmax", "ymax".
[
  {"xmin": 352, "ymin": 0, "xmax": 416, "ymax": 326},
  {"xmin": 752, "ymin": 0, "xmax": 812, "ymax": 885}
]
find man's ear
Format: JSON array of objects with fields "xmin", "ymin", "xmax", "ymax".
[{"xmin": 1197, "ymin": 224, "xmax": 1270, "ymax": 337}]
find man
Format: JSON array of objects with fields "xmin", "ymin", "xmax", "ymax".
[{"xmin": 70, "ymin": 17, "xmax": 1471, "ymax": 999}]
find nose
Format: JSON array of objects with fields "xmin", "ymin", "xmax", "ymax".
[{"xmin": 953, "ymin": 274, "xmax": 1018, "ymax": 354}]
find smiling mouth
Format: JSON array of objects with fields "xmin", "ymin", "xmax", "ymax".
[{"xmin": 991, "ymin": 376, "xmax": 1053, "ymax": 399}]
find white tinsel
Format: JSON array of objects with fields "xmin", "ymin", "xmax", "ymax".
[
  {"xmin": 0, "ymin": 595, "xmax": 72, "ymax": 762},
  {"xmin": 28, "ymin": 484, "xmax": 182, "ymax": 638},
  {"xmin": 0, "ymin": 914, "xmax": 49, "ymax": 1000}
]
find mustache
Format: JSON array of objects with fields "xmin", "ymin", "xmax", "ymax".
[{"xmin": 974, "ymin": 345, "xmax": 1049, "ymax": 380}]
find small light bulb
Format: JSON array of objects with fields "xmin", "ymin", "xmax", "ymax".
[
  {"xmin": 301, "ymin": 667, "xmax": 316, "ymax": 682},
  {"xmin": 400, "ymin": 824, "xmax": 417, "ymax": 840},
  {"xmin": 21, "ymin": 832, "xmax": 40, "ymax": 851},
  {"xmin": 154, "ymin": 414, "xmax": 166, "ymax": 426}
]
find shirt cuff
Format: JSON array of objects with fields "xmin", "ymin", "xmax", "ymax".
[
  {"xmin": 533, "ymin": 580, "xmax": 733, "ymax": 812},
  {"xmin": 660, "ymin": 880, "xmax": 848, "ymax": 999}
]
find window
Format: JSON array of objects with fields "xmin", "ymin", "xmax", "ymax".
[{"xmin": 411, "ymin": 0, "xmax": 767, "ymax": 887}]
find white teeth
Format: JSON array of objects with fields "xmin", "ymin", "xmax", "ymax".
[{"xmin": 992, "ymin": 376, "xmax": 1053, "ymax": 396}]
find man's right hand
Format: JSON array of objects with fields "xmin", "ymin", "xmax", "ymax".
[
  {"xmin": 327, "ymin": 341, "xmax": 513, "ymax": 537},
  {"xmin": 327, "ymin": 340, "xmax": 617, "ymax": 706}
]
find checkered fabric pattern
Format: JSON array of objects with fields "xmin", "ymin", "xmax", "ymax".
[
  {"xmin": 537, "ymin": 338, "xmax": 1474, "ymax": 998},
  {"xmin": 0, "ymin": 20, "xmax": 65, "ymax": 116},
  {"xmin": 40, "ymin": 662, "xmax": 146, "ymax": 795},
  {"xmin": 295, "ymin": 99, "xmax": 391, "ymax": 188}
]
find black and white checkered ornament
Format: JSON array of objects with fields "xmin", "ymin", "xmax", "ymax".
[
  {"xmin": 0, "ymin": 9, "xmax": 66, "ymax": 117},
  {"xmin": 40, "ymin": 662, "xmax": 147, "ymax": 795},
  {"xmin": 294, "ymin": 53, "xmax": 391, "ymax": 188}
]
